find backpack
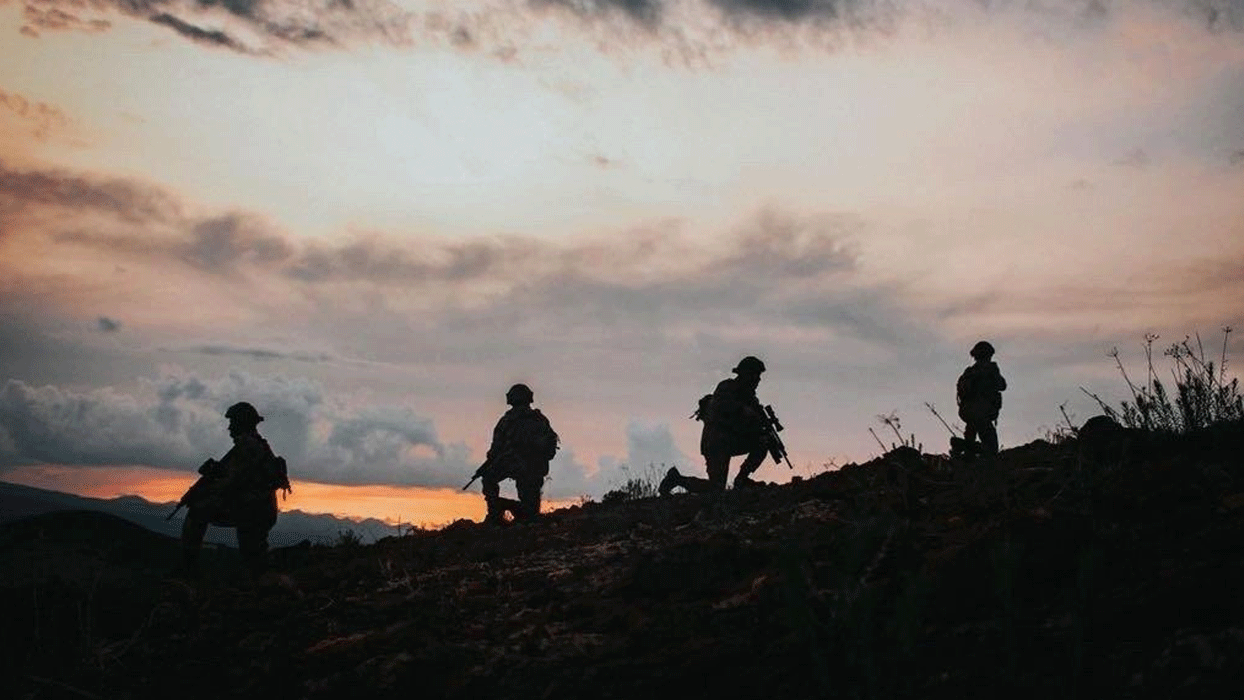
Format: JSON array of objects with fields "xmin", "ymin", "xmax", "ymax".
[{"xmin": 691, "ymin": 393, "xmax": 714, "ymax": 421}]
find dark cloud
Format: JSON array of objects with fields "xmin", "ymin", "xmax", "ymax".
[
  {"xmin": 709, "ymin": 0, "xmax": 853, "ymax": 22},
  {"xmin": 5, "ymin": 162, "xmax": 928, "ymax": 358},
  {"xmin": 534, "ymin": 0, "xmax": 663, "ymax": 26},
  {"xmin": 1230, "ymin": 149, "xmax": 1244, "ymax": 166},
  {"xmin": 7, "ymin": 0, "xmax": 1242, "ymax": 58},
  {"xmin": 0, "ymin": 370, "xmax": 485, "ymax": 488},
  {"xmin": 0, "ymin": 369, "xmax": 604, "ymax": 494},
  {"xmin": 287, "ymin": 236, "xmax": 524, "ymax": 284},
  {"xmin": 148, "ymin": 11, "xmax": 253, "ymax": 52},
  {"xmin": 0, "ymin": 161, "xmax": 181, "ymax": 225},
  {"xmin": 184, "ymin": 344, "xmax": 333, "ymax": 363},
  {"xmin": 179, "ymin": 214, "xmax": 294, "ymax": 272},
  {"xmin": 1194, "ymin": 0, "xmax": 1244, "ymax": 30},
  {"xmin": 0, "ymin": 378, "xmax": 201, "ymax": 468},
  {"xmin": 97, "ymin": 316, "xmax": 122, "ymax": 332},
  {"xmin": 13, "ymin": 0, "xmax": 409, "ymax": 54}
]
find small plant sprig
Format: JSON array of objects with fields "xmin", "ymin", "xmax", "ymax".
[
  {"xmin": 869, "ymin": 411, "xmax": 922, "ymax": 452},
  {"xmin": 1081, "ymin": 327, "xmax": 1242, "ymax": 434}
]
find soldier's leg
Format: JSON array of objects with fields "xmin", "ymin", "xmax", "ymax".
[
  {"xmin": 980, "ymin": 421, "xmax": 999, "ymax": 455},
  {"xmin": 236, "ymin": 524, "xmax": 270, "ymax": 578},
  {"xmin": 514, "ymin": 475, "xmax": 543, "ymax": 522},
  {"xmin": 481, "ymin": 470, "xmax": 507, "ymax": 524},
  {"xmin": 733, "ymin": 445, "xmax": 768, "ymax": 487},
  {"xmin": 705, "ymin": 453, "xmax": 730, "ymax": 489},
  {"xmin": 180, "ymin": 509, "xmax": 209, "ymax": 575},
  {"xmin": 963, "ymin": 421, "xmax": 979, "ymax": 447},
  {"xmin": 671, "ymin": 454, "xmax": 728, "ymax": 494}
]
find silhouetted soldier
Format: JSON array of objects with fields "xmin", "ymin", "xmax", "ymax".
[
  {"xmin": 476, "ymin": 384, "xmax": 559, "ymax": 524},
  {"xmin": 661, "ymin": 355, "xmax": 771, "ymax": 495},
  {"xmin": 954, "ymin": 341, "xmax": 1007, "ymax": 457},
  {"xmin": 178, "ymin": 402, "xmax": 290, "ymax": 578}
]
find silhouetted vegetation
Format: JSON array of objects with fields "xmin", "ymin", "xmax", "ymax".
[
  {"xmin": 1083, "ymin": 328, "xmax": 1243, "ymax": 434},
  {"xmin": 601, "ymin": 463, "xmax": 663, "ymax": 503}
]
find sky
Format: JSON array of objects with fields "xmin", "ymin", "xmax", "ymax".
[{"xmin": 1, "ymin": 0, "xmax": 1242, "ymax": 525}]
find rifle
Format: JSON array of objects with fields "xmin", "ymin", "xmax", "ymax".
[
  {"xmin": 763, "ymin": 405, "xmax": 794, "ymax": 469},
  {"xmin": 166, "ymin": 459, "xmax": 222, "ymax": 520},
  {"xmin": 462, "ymin": 459, "xmax": 492, "ymax": 491}
]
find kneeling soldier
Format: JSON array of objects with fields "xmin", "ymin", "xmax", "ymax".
[
  {"xmin": 177, "ymin": 402, "xmax": 290, "ymax": 578},
  {"xmin": 661, "ymin": 355, "xmax": 772, "ymax": 495},
  {"xmin": 477, "ymin": 384, "xmax": 559, "ymax": 524}
]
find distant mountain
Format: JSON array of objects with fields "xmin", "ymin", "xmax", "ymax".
[{"xmin": 0, "ymin": 480, "xmax": 399, "ymax": 547}]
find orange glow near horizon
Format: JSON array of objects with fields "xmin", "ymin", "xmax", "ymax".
[{"xmin": 2, "ymin": 465, "xmax": 578, "ymax": 528}]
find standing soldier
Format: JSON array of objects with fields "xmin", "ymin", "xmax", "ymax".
[
  {"xmin": 660, "ymin": 355, "xmax": 771, "ymax": 495},
  {"xmin": 475, "ymin": 384, "xmax": 559, "ymax": 524},
  {"xmin": 954, "ymin": 341, "xmax": 1007, "ymax": 457},
  {"xmin": 176, "ymin": 401, "xmax": 290, "ymax": 578}
]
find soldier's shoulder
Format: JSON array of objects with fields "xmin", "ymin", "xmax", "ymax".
[{"xmin": 236, "ymin": 432, "xmax": 274, "ymax": 453}]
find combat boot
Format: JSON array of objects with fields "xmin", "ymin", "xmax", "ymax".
[{"xmin": 733, "ymin": 473, "xmax": 759, "ymax": 490}]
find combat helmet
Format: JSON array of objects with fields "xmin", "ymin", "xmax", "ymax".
[
  {"xmin": 732, "ymin": 355, "xmax": 766, "ymax": 376},
  {"xmin": 506, "ymin": 383, "xmax": 534, "ymax": 406},
  {"xmin": 970, "ymin": 341, "xmax": 995, "ymax": 359},
  {"xmin": 224, "ymin": 401, "xmax": 264, "ymax": 426}
]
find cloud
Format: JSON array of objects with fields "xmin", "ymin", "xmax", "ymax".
[
  {"xmin": 535, "ymin": 0, "xmax": 663, "ymax": 26},
  {"xmin": 148, "ymin": 11, "xmax": 254, "ymax": 52},
  {"xmin": 0, "ymin": 369, "xmax": 482, "ymax": 487},
  {"xmin": 97, "ymin": 316, "xmax": 122, "ymax": 332},
  {"xmin": 19, "ymin": 3, "xmax": 112, "ymax": 36},
  {"xmin": 10, "ymin": 0, "xmax": 1242, "ymax": 59},
  {"xmin": 622, "ymin": 419, "xmax": 689, "ymax": 468},
  {"xmin": 183, "ymin": 344, "xmax": 332, "ymax": 362},
  {"xmin": 0, "ymin": 160, "xmax": 182, "ymax": 226},
  {"xmin": 12, "ymin": 0, "xmax": 412, "ymax": 54},
  {"xmin": 0, "ymin": 368, "xmax": 611, "ymax": 497},
  {"xmin": 0, "ymin": 90, "xmax": 72, "ymax": 141}
]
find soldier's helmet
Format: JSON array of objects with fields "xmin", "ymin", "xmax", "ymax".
[
  {"xmin": 970, "ymin": 341, "xmax": 995, "ymax": 359},
  {"xmin": 732, "ymin": 355, "xmax": 766, "ymax": 376},
  {"xmin": 225, "ymin": 401, "xmax": 264, "ymax": 425},
  {"xmin": 506, "ymin": 383, "xmax": 534, "ymax": 406}
]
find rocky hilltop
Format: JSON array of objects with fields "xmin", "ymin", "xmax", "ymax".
[{"xmin": 4, "ymin": 420, "xmax": 1243, "ymax": 699}]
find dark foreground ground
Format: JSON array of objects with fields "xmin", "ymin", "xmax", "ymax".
[{"xmin": 4, "ymin": 420, "xmax": 1243, "ymax": 699}]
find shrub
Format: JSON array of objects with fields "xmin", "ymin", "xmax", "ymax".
[
  {"xmin": 601, "ymin": 463, "xmax": 664, "ymax": 503},
  {"xmin": 334, "ymin": 528, "xmax": 363, "ymax": 548},
  {"xmin": 1082, "ymin": 328, "xmax": 1242, "ymax": 434}
]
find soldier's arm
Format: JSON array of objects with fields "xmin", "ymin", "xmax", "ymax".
[{"xmin": 485, "ymin": 416, "xmax": 508, "ymax": 461}]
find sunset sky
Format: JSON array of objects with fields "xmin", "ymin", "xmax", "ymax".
[{"xmin": 1, "ymin": 0, "xmax": 1242, "ymax": 525}]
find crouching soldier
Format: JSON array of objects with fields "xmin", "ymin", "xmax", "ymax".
[
  {"xmin": 176, "ymin": 402, "xmax": 290, "ymax": 578},
  {"xmin": 952, "ymin": 341, "xmax": 1007, "ymax": 457},
  {"xmin": 661, "ymin": 355, "xmax": 772, "ymax": 495},
  {"xmin": 476, "ymin": 384, "xmax": 559, "ymax": 524}
]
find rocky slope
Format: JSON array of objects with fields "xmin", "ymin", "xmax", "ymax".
[{"xmin": 5, "ymin": 420, "xmax": 1243, "ymax": 699}]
